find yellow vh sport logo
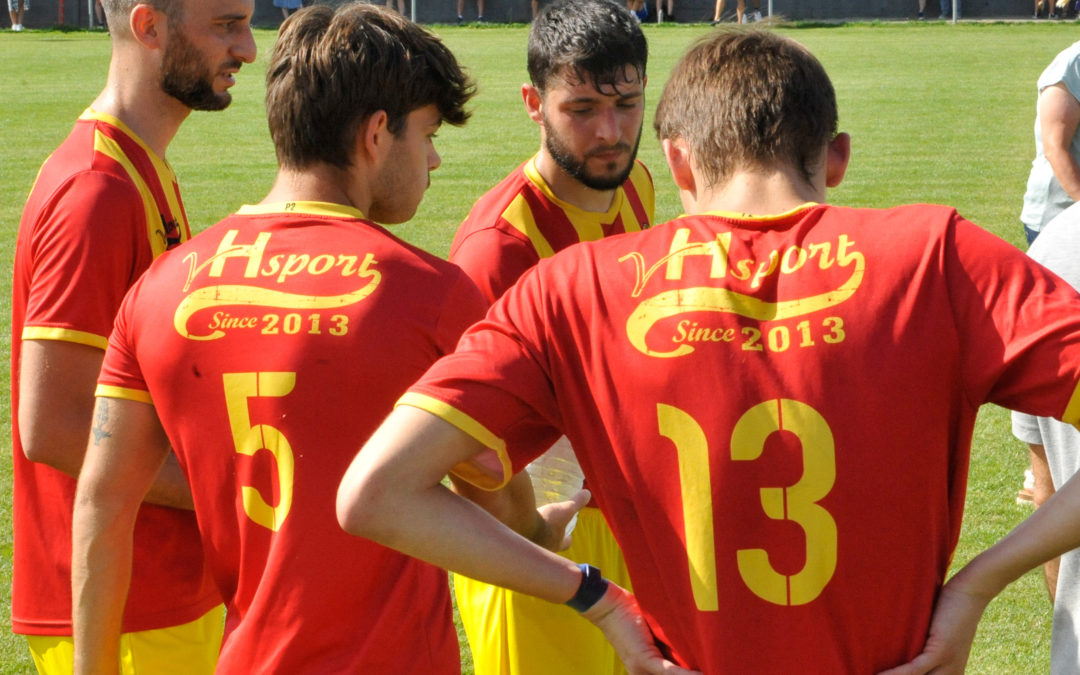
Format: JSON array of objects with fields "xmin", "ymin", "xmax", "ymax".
[
  {"xmin": 173, "ymin": 229, "xmax": 382, "ymax": 341},
  {"xmin": 620, "ymin": 227, "xmax": 865, "ymax": 358}
]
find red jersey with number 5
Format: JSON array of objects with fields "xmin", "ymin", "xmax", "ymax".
[
  {"xmin": 404, "ymin": 203, "xmax": 1080, "ymax": 673},
  {"xmin": 98, "ymin": 202, "xmax": 484, "ymax": 673}
]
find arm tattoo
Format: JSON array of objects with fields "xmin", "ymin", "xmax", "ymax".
[{"xmin": 91, "ymin": 400, "xmax": 112, "ymax": 446}]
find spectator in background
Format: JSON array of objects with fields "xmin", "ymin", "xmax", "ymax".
[
  {"xmin": 1021, "ymin": 41, "xmax": 1080, "ymax": 245},
  {"xmin": 387, "ymin": 0, "xmax": 406, "ymax": 13},
  {"xmin": 659, "ymin": 0, "xmax": 675, "ymax": 21},
  {"xmin": 457, "ymin": 0, "xmax": 485, "ymax": 22},
  {"xmin": 274, "ymin": 0, "xmax": 301, "ymax": 19},
  {"xmin": 1014, "ymin": 40, "xmax": 1080, "ymax": 508},
  {"xmin": 1010, "ymin": 201, "xmax": 1080, "ymax": 675},
  {"xmin": 711, "ymin": 0, "xmax": 758, "ymax": 24},
  {"xmin": 1034, "ymin": 0, "xmax": 1062, "ymax": 18},
  {"xmin": 8, "ymin": 0, "xmax": 26, "ymax": 31},
  {"xmin": 627, "ymin": 0, "xmax": 647, "ymax": 21}
]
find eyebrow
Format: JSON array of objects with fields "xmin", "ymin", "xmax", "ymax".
[
  {"xmin": 213, "ymin": 11, "xmax": 251, "ymax": 21},
  {"xmin": 563, "ymin": 90, "xmax": 643, "ymax": 104}
]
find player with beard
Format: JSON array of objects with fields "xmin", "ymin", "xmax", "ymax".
[
  {"xmin": 11, "ymin": 0, "xmax": 254, "ymax": 672},
  {"xmin": 446, "ymin": 1, "xmax": 651, "ymax": 673}
]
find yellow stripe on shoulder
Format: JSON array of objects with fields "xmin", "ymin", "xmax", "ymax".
[
  {"xmin": 94, "ymin": 130, "xmax": 170, "ymax": 258},
  {"xmin": 84, "ymin": 108, "xmax": 188, "ymax": 241},
  {"xmin": 22, "ymin": 327, "xmax": 109, "ymax": 350},
  {"xmin": 397, "ymin": 392, "xmax": 512, "ymax": 490},
  {"xmin": 627, "ymin": 161, "xmax": 656, "ymax": 226},
  {"xmin": 502, "ymin": 194, "xmax": 555, "ymax": 259},
  {"xmin": 95, "ymin": 384, "xmax": 153, "ymax": 405}
]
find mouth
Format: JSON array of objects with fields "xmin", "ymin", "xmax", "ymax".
[
  {"xmin": 587, "ymin": 145, "xmax": 630, "ymax": 163},
  {"xmin": 219, "ymin": 61, "xmax": 243, "ymax": 87}
]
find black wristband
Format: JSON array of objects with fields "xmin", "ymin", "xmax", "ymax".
[{"xmin": 565, "ymin": 563, "xmax": 609, "ymax": 613}]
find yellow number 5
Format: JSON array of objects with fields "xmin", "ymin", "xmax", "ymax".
[{"xmin": 223, "ymin": 372, "xmax": 296, "ymax": 531}]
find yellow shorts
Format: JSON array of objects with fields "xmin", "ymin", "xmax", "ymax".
[
  {"xmin": 454, "ymin": 507, "xmax": 632, "ymax": 675},
  {"xmin": 26, "ymin": 606, "xmax": 224, "ymax": 675}
]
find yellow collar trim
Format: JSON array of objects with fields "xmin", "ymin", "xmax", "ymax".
[
  {"xmin": 523, "ymin": 156, "xmax": 624, "ymax": 221},
  {"xmin": 236, "ymin": 201, "xmax": 367, "ymax": 219},
  {"xmin": 696, "ymin": 202, "xmax": 821, "ymax": 222}
]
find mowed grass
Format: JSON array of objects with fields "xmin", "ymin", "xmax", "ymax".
[{"xmin": 0, "ymin": 20, "xmax": 1074, "ymax": 673}]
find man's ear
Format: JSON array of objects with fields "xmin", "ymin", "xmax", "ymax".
[
  {"xmin": 522, "ymin": 84, "xmax": 544, "ymax": 126},
  {"xmin": 357, "ymin": 110, "xmax": 392, "ymax": 165},
  {"xmin": 825, "ymin": 132, "xmax": 851, "ymax": 188},
  {"xmin": 662, "ymin": 136, "xmax": 696, "ymax": 194},
  {"xmin": 130, "ymin": 4, "xmax": 167, "ymax": 50}
]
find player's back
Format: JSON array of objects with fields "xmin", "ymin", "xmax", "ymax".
[
  {"xmin": 100, "ymin": 203, "xmax": 481, "ymax": 673},
  {"xmin": 482, "ymin": 201, "xmax": 1080, "ymax": 672}
]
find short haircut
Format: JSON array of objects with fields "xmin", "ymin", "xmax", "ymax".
[
  {"xmin": 101, "ymin": 0, "xmax": 180, "ymax": 34},
  {"xmin": 266, "ymin": 3, "xmax": 474, "ymax": 170},
  {"xmin": 654, "ymin": 30, "xmax": 838, "ymax": 188},
  {"xmin": 528, "ymin": 0, "xmax": 647, "ymax": 94}
]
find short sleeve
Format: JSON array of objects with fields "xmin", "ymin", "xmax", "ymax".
[
  {"xmin": 405, "ymin": 266, "xmax": 563, "ymax": 488},
  {"xmin": 1038, "ymin": 43, "xmax": 1080, "ymax": 103},
  {"xmin": 947, "ymin": 213, "xmax": 1080, "ymax": 421},
  {"xmin": 23, "ymin": 171, "xmax": 146, "ymax": 346}
]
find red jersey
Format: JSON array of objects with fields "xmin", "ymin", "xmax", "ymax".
[
  {"xmin": 449, "ymin": 156, "xmax": 654, "ymax": 304},
  {"xmin": 98, "ymin": 202, "xmax": 485, "ymax": 673},
  {"xmin": 405, "ymin": 204, "xmax": 1080, "ymax": 673},
  {"xmin": 10, "ymin": 109, "xmax": 216, "ymax": 635}
]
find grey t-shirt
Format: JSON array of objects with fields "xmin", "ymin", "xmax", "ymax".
[
  {"xmin": 1012, "ymin": 200, "xmax": 1080, "ymax": 674},
  {"xmin": 1020, "ymin": 41, "xmax": 1080, "ymax": 234}
]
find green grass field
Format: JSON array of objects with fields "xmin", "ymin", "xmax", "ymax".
[{"xmin": 0, "ymin": 19, "xmax": 1075, "ymax": 674}]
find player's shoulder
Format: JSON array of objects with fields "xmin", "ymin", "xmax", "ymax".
[
  {"xmin": 457, "ymin": 161, "xmax": 533, "ymax": 229},
  {"xmin": 627, "ymin": 158, "xmax": 653, "ymax": 186}
]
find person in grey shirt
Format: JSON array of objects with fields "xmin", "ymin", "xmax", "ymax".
[
  {"xmin": 1012, "ymin": 199, "xmax": 1080, "ymax": 674},
  {"xmin": 1021, "ymin": 41, "xmax": 1080, "ymax": 245}
]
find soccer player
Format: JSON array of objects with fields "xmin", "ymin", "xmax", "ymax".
[
  {"xmin": 337, "ymin": 30, "xmax": 1080, "ymax": 672},
  {"xmin": 12, "ymin": 1, "xmax": 255, "ymax": 671},
  {"xmin": 447, "ymin": 0, "xmax": 651, "ymax": 671},
  {"xmin": 70, "ymin": 5, "xmax": 482, "ymax": 673}
]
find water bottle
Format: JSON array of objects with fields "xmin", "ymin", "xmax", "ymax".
[{"xmin": 526, "ymin": 436, "xmax": 585, "ymax": 535}]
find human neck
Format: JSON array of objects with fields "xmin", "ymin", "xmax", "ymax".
[
  {"xmin": 261, "ymin": 165, "xmax": 369, "ymax": 216},
  {"xmin": 689, "ymin": 165, "xmax": 826, "ymax": 217},
  {"xmin": 92, "ymin": 55, "xmax": 191, "ymax": 158},
  {"xmin": 533, "ymin": 150, "xmax": 617, "ymax": 213}
]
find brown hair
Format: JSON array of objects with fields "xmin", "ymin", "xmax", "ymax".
[
  {"xmin": 102, "ymin": 0, "xmax": 180, "ymax": 35},
  {"xmin": 266, "ymin": 3, "xmax": 474, "ymax": 169},
  {"xmin": 654, "ymin": 30, "xmax": 837, "ymax": 188}
]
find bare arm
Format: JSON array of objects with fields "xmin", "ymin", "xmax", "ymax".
[
  {"xmin": 19, "ymin": 339, "xmax": 192, "ymax": 509},
  {"xmin": 1039, "ymin": 83, "xmax": 1080, "ymax": 201},
  {"xmin": 72, "ymin": 397, "xmax": 175, "ymax": 675},
  {"xmin": 337, "ymin": 406, "xmax": 696, "ymax": 675},
  {"xmin": 449, "ymin": 469, "xmax": 588, "ymax": 552},
  {"xmin": 1028, "ymin": 443, "xmax": 1059, "ymax": 601}
]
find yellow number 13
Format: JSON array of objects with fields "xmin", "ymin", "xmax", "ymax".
[
  {"xmin": 223, "ymin": 372, "xmax": 296, "ymax": 531},
  {"xmin": 658, "ymin": 399, "xmax": 837, "ymax": 609}
]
